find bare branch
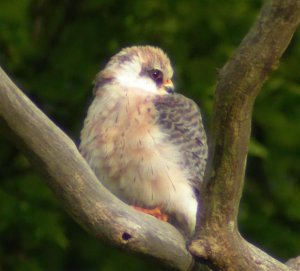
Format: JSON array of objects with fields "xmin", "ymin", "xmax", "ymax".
[
  {"xmin": 286, "ymin": 256, "xmax": 300, "ymax": 271},
  {"xmin": 0, "ymin": 66, "xmax": 194, "ymax": 271},
  {"xmin": 190, "ymin": 0, "xmax": 300, "ymax": 270}
]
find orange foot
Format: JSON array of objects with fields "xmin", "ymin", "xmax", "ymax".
[{"xmin": 133, "ymin": 206, "xmax": 168, "ymax": 222}]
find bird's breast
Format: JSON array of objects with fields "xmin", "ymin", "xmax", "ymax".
[
  {"xmin": 80, "ymin": 90, "xmax": 196, "ymax": 221},
  {"xmin": 81, "ymin": 91, "xmax": 164, "ymax": 197}
]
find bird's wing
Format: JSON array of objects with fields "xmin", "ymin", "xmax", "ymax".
[{"xmin": 153, "ymin": 94, "xmax": 208, "ymax": 193}]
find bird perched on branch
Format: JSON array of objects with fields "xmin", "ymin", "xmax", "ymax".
[{"xmin": 80, "ymin": 46, "xmax": 207, "ymax": 236}]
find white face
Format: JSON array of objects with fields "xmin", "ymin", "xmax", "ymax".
[{"xmin": 114, "ymin": 56, "xmax": 162, "ymax": 94}]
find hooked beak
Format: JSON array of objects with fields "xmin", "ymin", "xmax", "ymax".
[{"xmin": 163, "ymin": 79, "xmax": 174, "ymax": 94}]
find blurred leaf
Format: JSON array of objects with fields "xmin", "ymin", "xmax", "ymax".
[{"xmin": 249, "ymin": 138, "xmax": 268, "ymax": 158}]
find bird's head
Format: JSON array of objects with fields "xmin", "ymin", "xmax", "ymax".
[{"xmin": 94, "ymin": 46, "xmax": 174, "ymax": 95}]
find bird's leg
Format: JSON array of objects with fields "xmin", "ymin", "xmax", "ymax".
[{"xmin": 133, "ymin": 206, "xmax": 168, "ymax": 222}]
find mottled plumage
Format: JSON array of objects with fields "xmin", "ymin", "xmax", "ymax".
[
  {"xmin": 80, "ymin": 46, "xmax": 207, "ymax": 235},
  {"xmin": 153, "ymin": 94, "xmax": 207, "ymax": 192}
]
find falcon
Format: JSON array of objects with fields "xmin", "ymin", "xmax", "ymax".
[{"xmin": 79, "ymin": 46, "xmax": 207, "ymax": 236}]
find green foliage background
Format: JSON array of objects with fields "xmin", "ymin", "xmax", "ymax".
[{"xmin": 0, "ymin": 0, "xmax": 299, "ymax": 270}]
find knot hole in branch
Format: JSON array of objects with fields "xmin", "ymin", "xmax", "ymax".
[{"xmin": 122, "ymin": 232, "xmax": 132, "ymax": 242}]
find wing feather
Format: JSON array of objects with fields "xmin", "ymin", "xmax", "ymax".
[{"xmin": 153, "ymin": 94, "xmax": 207, "ymax": 192}]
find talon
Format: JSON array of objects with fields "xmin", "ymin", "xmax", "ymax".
[{"xmin": 133, "ymin": 206, "xmax": 168, "ymax": 222}]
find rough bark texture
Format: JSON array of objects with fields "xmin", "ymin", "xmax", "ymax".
[
  {"xmin": 286, "ymin": 256, "xmax": 300, "ymax": 270},
  {"xmin": 0, "ymin": 0, "xmax": 300, "ymax": 271},
  {"xmin": 190, "ymin": 0, "xmax": 300, "ymax": 271}
]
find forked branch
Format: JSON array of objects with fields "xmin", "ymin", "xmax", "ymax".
[{"xmin": 0, "ymin": 1, "xmax": 300, "ymax": 271}]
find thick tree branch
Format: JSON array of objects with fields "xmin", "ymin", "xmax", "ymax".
[
  {"xmin": 286, "ymin": 256, "xmax": 300, "ymax": 271},
  {"xmin": 190, "ymin": 0, "xmax": 300, "ymax": 270},
  {"xmin": 0, "ymin": 67, "xmax": 194, "ymax": 271}
]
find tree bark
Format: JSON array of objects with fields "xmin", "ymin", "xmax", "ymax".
[
  {"xmin": 190, "ymin": 0, "xmax": 300, "ymax": 270},
  {"xmin": 0, "ymin": 0, "xmax": 300, "ymax": 271}
]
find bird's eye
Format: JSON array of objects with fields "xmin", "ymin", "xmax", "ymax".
[{"xmin": 149, "ymin": 69, "xmax": 163, "ymax": 85}]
